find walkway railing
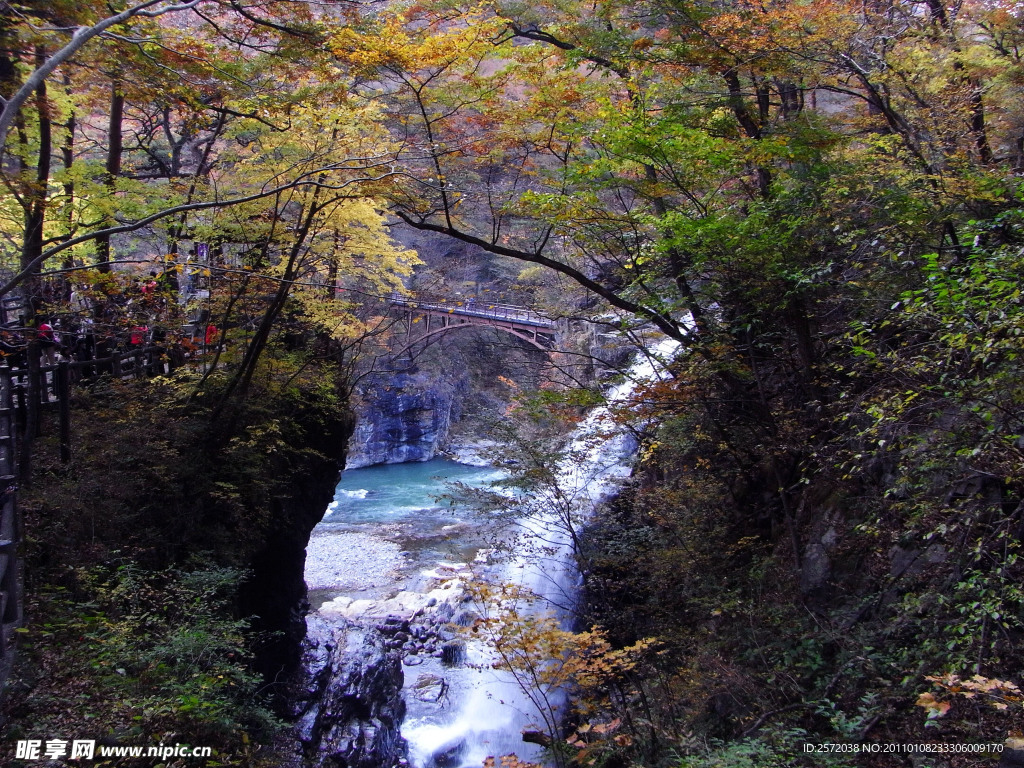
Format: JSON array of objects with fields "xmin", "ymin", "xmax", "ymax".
[{"xmin": 0, "ymin": 364, "xmax": 21, "ymax": 682}]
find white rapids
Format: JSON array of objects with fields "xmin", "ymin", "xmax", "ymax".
[{"xmin": 401, "ymin": 338, "xmax": 679, "ymax": 768}]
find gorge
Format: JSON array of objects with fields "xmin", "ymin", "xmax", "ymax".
[{"xmin": 290, "ymin": 336, "xmax": 677, "ymax": 768}]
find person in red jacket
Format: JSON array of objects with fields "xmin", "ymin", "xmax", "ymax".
[{"xmin": 37, "ymin": 322, "xmax": 59, "ymax": 366}]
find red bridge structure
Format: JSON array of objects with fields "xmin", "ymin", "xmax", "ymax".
[{"xmin": 388, "ymin": 294, "xmax": 558, "ymax": 355}]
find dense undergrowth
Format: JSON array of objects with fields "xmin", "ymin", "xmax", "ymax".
[{"xmin": 1, "ymin": 354, "xmax": 352, "ymax": 765}]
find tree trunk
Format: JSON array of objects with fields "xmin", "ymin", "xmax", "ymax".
[
  {"xmin": 60, "ymin": 73, "xmax": 76, "ymax": 269},
  {"xmin": 18, "ymin": 47, "xmax": 54, "ymax": 479},
  {"xmin": 95, "ymin": 85, "xmax": 124, "ymax": 272}
]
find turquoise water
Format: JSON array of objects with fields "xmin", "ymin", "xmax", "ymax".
[{"xmin": 321, "ymin": 458, "xmax": 503, "ymax": 527}]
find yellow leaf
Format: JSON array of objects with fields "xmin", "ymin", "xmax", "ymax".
[{"xmin": 916, "ymin": 692, "xmax": 950, "ymax": 719}]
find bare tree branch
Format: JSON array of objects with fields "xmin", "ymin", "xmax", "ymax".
[{"xmin": 392, "ymin": 210, "xmax": 688, "ymax": 342}]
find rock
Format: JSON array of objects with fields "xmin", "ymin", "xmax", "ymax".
[
  {"xmin": 297, "ymin": 628, "xmax": 407, "ymax": 768},
  {"xmin": 412, "ymin": 673, "xmax": 448, "ymax": 703},
  {"xmin": 237, "ymin": 407, "xmax": 353, "ymax": 681},
  {"xmin": 434, "ymin": 603, "xmax": 455, "ymax": 623},
  {"xmin": 440, "ymin": 640, "xmax": 466, "ymax": 667},
  {"xmin": 437, "ymin": 627, "xmax": 455, "ymax": 643},
  {"xmin": 377, "ymin": 616, "xmax": 410, "ymax": 634},
  {"xmin": 346, "ymin": 373, "xmax": 462, "ymax": 467},
  {"xmin": 1000, "ymin": 738, "xmax": 1024, "ymax": 767},
  {"xmin": 801, "ymin": 511, "xmax": 842, "ymax": 598},
  {"xmin": 430, "ymin": 739, "xmax": 467, "ymax": 768}
]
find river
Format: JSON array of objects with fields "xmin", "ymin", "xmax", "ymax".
[
  {"xmin": 303, "ymin": 339, "xmax": 679, "ymax": 768},
  {"xmin": 305, "ymin": 457, "xmax": 506, "ymax": 619},
  {"xmin": 305, "ymin": 457, "xmax": 552, "ymax": 767}
]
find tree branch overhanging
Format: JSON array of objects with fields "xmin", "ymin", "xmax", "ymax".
[
  {"xmin": 392, "ymin": 210, "xmax": 689, "ymax": 343},
  {"xmin": 0, "ymin": 170, "xmax": 406, "ymax": 299}
]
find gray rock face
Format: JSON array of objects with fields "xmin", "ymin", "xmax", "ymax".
[
  {"xmin": 346, "ymin": 373, "xmax": 462, "ymax": 468},
  {"xmin": 295, "ymin": 621, "xmax": 407, "ymax": 768}
]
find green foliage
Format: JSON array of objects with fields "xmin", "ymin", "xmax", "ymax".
[
  {"xmin": 13, "ymin": 565, "xmax": 278, "ymax": 752},
  {"xmin": 677, "ymin": 728, "xmax": 855, "ymax": 768},
  {"xmin": 3, "ymin": 353, "xmax": 351, "ymax": 763},
  {"xmin": 836, "ymin": 213, "xmax": 1024, "ymax": 672},
  {"xmin": 89, "ymin": 565, "xmax": 279, "ymax": 738}
]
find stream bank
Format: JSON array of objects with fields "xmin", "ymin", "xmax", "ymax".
[{"xmin": 281, "ymin": 451, "xmax": 569, "ymax": 768}]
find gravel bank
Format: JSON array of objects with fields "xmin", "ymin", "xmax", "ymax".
[{"xmin": 305, "ymin": 532, "xmax": 406, "ymax": 591}]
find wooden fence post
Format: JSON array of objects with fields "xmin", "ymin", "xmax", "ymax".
[{"xmin": 57, "ymin": 362, "xmax": 70, "ymax": 463}]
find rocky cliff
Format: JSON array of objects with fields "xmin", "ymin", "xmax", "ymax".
[
  {"xmin": 288, "ymin": 618, "xmax": 408, "ymax": 768},
  {"xmin": 236, "ymin": 399, "xmax": 355, "ymax": 679},
  {"xmin": 345, "ymin": 371, "xmax": 465, "ymax": 468}
]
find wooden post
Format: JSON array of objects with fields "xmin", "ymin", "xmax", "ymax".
[
  {"xmin": 57, "ymin": 361, "xmax": 70, "ymax": 463},
  {"xmin": 13, "ymin": 384, "xmax": 24, "ymax": 436},
  {"xmin": 0, "ymin": 362, "xmax": 23, "ymax": 676},
  {"xmin": 37, "ymin": 367, "xmax": 49, "ymax": 407}
]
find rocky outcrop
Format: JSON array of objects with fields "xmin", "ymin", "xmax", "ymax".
[
  {"xmin": 346, "ymin": 372, "xmax": 464, "ymax": 468},
  {"xmin": 293, "ymin": 618, "xmax": 408, "ymax": 768},
  {"xmin": 236, "ymin": 399, "xmax": 355, "ymax": 680}
]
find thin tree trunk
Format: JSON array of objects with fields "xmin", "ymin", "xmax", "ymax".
[
  {"xmin": 60, "ymin": 73, "xmax": 76, "ymax": 269},
  {"xmin": 95, "ymin": 85, "xmax": 124, "ymax": 272},
  {"xmin": 18, "ymin": 47, "xmax": 53, "ymax": 479}
]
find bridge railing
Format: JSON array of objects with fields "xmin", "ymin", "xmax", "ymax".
[{"xmin": 389, "ymin": 295, "xmax": 557, "ymax": 329}]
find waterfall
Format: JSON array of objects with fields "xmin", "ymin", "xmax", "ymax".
[{"xmin": 402, "ymin": 338, "xmax": 679, "ymax": 768}]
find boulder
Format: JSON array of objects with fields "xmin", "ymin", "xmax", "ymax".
[{"xmin": 296, "ymin": 625, "xmax": 408, "ymax": 768}]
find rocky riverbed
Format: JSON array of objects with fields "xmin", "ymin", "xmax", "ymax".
[{"xmin": 291, "ymin": 457, "xmax": 512, "ymax": 768}]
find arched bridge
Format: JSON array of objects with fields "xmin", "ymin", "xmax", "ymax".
[{"xmin": 389, "ymin": 294, "xmax": 557, "ymax": 355}]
